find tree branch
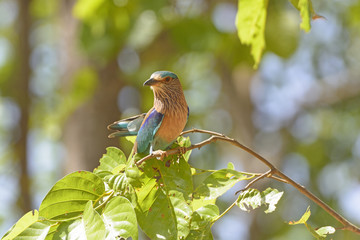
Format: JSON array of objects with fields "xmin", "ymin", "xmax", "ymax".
[{"xmin": 136, "ymin": 128, "xmax": 360, "ymax": 235}]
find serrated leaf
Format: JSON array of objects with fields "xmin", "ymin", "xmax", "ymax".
[
  {"xmin": 289, "ymin": 206, "xmax": 311, "ymax": 225},
  {"xmin": 315, "ymin": 226, "xmax": 335, "ymax": 237},
  {"xmin": 83, "ymin": 201, "xmax": 106, "ymax": 239},
  {"xmin": 95, "ymin": 147, "xmax": 127, "ymax": 175},
  {"xmin": 237, "ymin": 188, "xmax": 283, "ymax": 213},
  {"xmin": 102, "ymin": 196, "xmax": 138, "ymax": 240},
  {"xmin": 193, "ymin": 169, "xmax": 253, "ymax": 203},
  {"xmin": 235, "ymin": 0, "xmax": 269, "ymax": 68},
  {"xmin": 2, "ymin": 210, "xmax": 51, "ymax": 240},
  {"xmin": 237, "ymin": 188, "xmax": 262, "ymax": 211},
  {"xmin": 263, "ymin": 188, "xmax": 284, "ymax": 213},
  {"xmin": 39, "ymin": 171, "xmax": 105, "ymax": 220}
]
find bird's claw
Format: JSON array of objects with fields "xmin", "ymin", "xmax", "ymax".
[
  {"xmin": 178, "ymin": 147, "xmax": 186, "ymax": 155},
  {"xmin": 152, "ymin": 150, "xmax": 168, "ymax": 161}
]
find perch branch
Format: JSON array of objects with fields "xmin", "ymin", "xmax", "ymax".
[{"xmin": 135, "ymin": 128, "xmax": 360, "ymax": 235}]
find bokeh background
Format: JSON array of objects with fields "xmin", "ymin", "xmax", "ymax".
[{"xmin": 1, "ymin": 0, "xmax": 360, "ymax": 239}]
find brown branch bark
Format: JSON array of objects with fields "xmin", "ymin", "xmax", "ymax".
[{"xmin": 136, "ymin": 128, "xmax": 360, "ymax": 235}]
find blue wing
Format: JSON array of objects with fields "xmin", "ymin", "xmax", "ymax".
[
  {"xmin": 136, "ymin": 108, "xmax": 164, "ymax": 153},
  {"xmin": 107, "ymin": 113, "xmax": 146, "ymax": 138}
]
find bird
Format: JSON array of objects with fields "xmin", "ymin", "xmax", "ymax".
[{"xmin": 108, "ymin": 71, "xmax": 189, "ymax": 157}]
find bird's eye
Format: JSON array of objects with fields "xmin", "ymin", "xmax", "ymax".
[{"xmin": 164, "ymin": 77, "xmax": 171, "ymax": 82}]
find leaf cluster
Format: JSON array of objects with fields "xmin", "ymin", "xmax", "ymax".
[{"xmin": 2, "ymin": 137, "xmax": 285, "ymax": 240}]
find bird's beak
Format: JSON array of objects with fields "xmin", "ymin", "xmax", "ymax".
[{"xmin": 143, "ymin": 78, "xmax": 157, "ymax": 86}]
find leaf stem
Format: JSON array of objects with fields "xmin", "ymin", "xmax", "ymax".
[{"xmin": 211, "ymin": 200, "xmax": 237, "ymax": 224}]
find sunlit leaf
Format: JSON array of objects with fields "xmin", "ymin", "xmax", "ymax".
[
  {"xmin": 83, "ymin": 201, "xmax": 106, "ymax": 239},
  {"xmin": 237, "ymin": 188, "xmax": 283, "ymax": 213},
  {"xmin": 102, "ymin": 196, "xmax": 138, "ymax": 240},
  {"xmin": 53, "ymin": 220, "xmax": 86, "ymax": 239},
  {"xmin": 39, "ymin": 171, "xmax": 105, "ymax": 220},
  {"xmin": 289, "ymin": 206, "xmax": 311, "ymax": 225},
  {"xmin": 315, "ymin": 226, "xmax": 336, "ymax": 237},
  {"xmin": 227, "ymin": 162, "xmax": 235, "ymax": 170},
  {"xmin": 94, "ymin": 147, "xmax": 127, "ymax": 177},
  {"xmin": 193, "ymin": 169, "xmax": 253, "ymax": 205},
  {"xmin": 298, "ymin": 0, "xmax": 311, "ymax": 32},
  {"xmin": 2, "ymin": 210, "xmax": 51, "ymax": 240},
  {"xmin": 236, "ymin": 0, "xmax": 269, "ymax": 68},
  {"xmin": 263, "ymin": 188, "xmax": 284, "ymax": 213},
  {"xmin": 237, "ymin": 188, "xmax": 262, "ymax": 211},
  {"xmin": 125, "ymin": 135, "xmax": 137, "ymax": 144}
]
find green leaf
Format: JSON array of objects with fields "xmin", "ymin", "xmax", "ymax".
[
  {"xmin": 315, "ymin": 226, "xmax": 336, "ymax": 237},
  {"xmin": 83, "ymin": 201, "xmax": 106, "ymax": 239},
  {"xmin": 263, "ymin": 188, "xmax": 284, "ymax": 213},
  {"xmin": 187, "ymin": 205, "xmax": 219, "ymax": 240},
  {"xmin": 94, "ymin": 147, "xmax": 127, "ymax": 176},
  {"xmin": 102, "ymin": 196, "xmax": 138, "ymax": 240},
  {"xmin": 289, "ymin": 206, "xmax": 311, "ymax": 225},
  {"xmin": 298, "ymin": 0, "xmax": 311, "ymax": 32},
  {"xmin": 53, "ymin": 220, "xmax": 86, "ymax": 240},
  {"xmin": 227, "ymin": 162, "xmax": 235, "ymax": 170},
  {"xmin": 237, "ymin": 188, "xmax": 283, "ymax": 213},
  {"xmin": 176, "ymin": 136, "xmax": 192, "ymax": 161},
  {"xmin": 136, "ymin": 156, "xmax": 194, "ymax": 239},
  {"xmin": 237, "ymin": 188, "xmax": 262, "ymax": 211},
  {"xmin": 136, "ymin": 190, "xmax": 177, "ymax": 240},
  {"xmin": 39, "ymin": 171, "xmax": 105, "ymax": 220},
  {"xmin": 235, "ymin": 0, "xmax": 269, "ymax": 68},
  {"xmin": 168, "ymin": 190, "xmax": 193, "ymax": 239},
  {"xmin": 125, "ymin": 135, "xmax": 137, "ymax": 144},
  {"xmin": 2, "ymin": 210, "xmax": 51, "ymax": 240},
  {"xmin": 73, "ymin": 0, "xmax": 104, "ymax": 21},
  {"xmin": 193, "ymin": 169, "xmax": 253, "ymax": 207},
  {"xmin": 49, "ymin": 201, "xmax": 106, "ymax": 240}
]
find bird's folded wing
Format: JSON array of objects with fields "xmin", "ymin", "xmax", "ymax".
[
  {"xmin": 136, "ymin": 107, "xmax": 164, "ymax": 153},
  {"xmin": 107, "ymin": 113, "xmax": 146, "ymax": 138}
]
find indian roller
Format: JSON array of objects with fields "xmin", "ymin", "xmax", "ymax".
[{"xmin": 108, "ymin": 71, "xmax": 189, "ymax": 156}]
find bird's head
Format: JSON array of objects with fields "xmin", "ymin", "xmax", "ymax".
[{"xmin": 143, "ymin": 71, "xmax": 180, "ymax": 90}]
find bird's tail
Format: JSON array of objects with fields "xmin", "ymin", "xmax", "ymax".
[{"xmin": 107, "ymin": 113, "xmax": 145, "ymax": 138}]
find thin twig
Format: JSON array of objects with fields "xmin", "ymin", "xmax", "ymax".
[
  {"xmin": 235, "ymin": 169, "xmax": 273, "ymax": 195},
  {"xmin": 135, "ymin": 128, "xmax": 360, "ymax": 235}
]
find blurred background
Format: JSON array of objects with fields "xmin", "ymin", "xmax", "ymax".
[{"xmin": 1, "ymin": 0, "xmax": 360, "ymax": 239}]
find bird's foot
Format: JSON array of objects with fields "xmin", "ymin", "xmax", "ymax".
[
  {"xmin": 152, "ymin": 150, "xmax": 168, "ymax": 161},
  {"xmin": 178, "ymin": 146, "xmax": 187, "ymax": 155}
]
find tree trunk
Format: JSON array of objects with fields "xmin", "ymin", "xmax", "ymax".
[{"xmin": 59, "ymin": 0, "xmax": 122, "ymax": 173}]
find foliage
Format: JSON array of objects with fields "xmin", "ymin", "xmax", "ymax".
[
  {"xmin": 289, "ymin": 206, "xmax": 335, "ymax": 239},
  {"xmin": 2, "ymin": 137, "xmax": 286, "ymax": 239},
  {"xmin": 235, "ymin": 0, "xmax": 318, "ymax": 67}
]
